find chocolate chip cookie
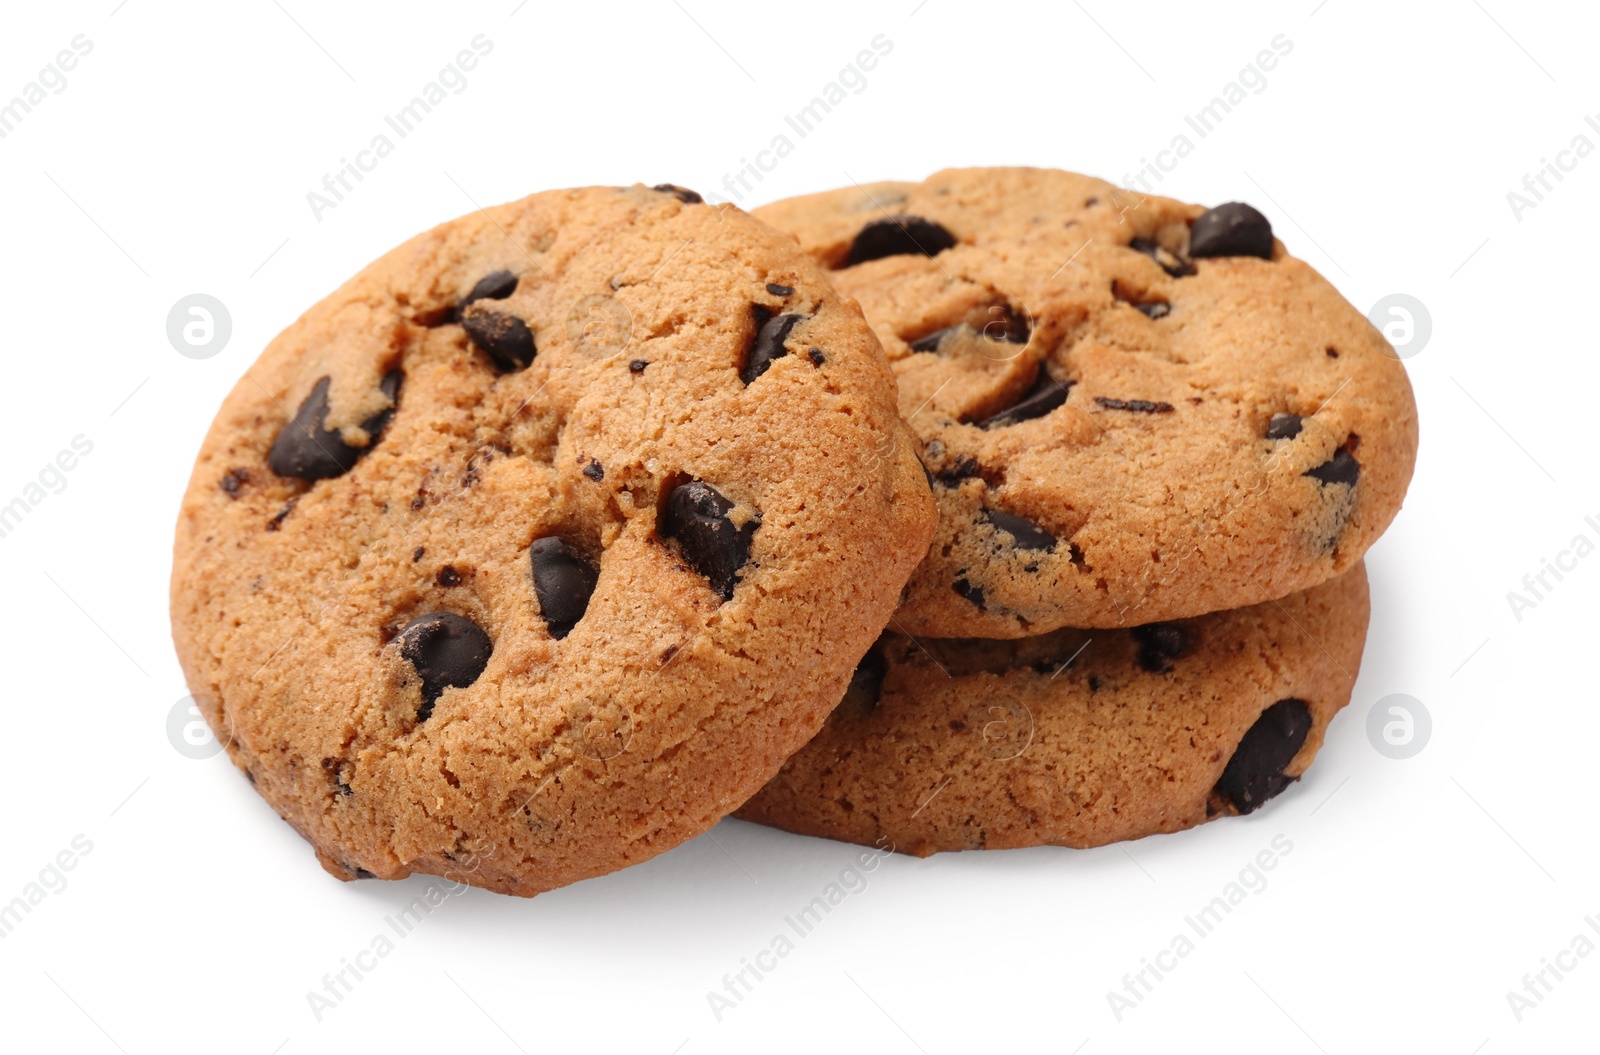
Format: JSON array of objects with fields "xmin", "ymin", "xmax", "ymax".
[
  {"xmin": 736, "ymin": 564, "xmax": 1369, "ymax": 855},
  {"xmin": 756, "ymin": 168, "xmax": 1417, "ymax": 634},
  {"xmin": 170, "ymin": 184, "xmax": 936, "ymax": 896}
]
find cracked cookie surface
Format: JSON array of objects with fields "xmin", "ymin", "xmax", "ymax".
[
  {"xmin": 736, "ymin": 564, "xmax": 1368, "ymax": 855},
  {"xmin": 757, "ymin": 168, "xmax": 1417, "ymax": 634},
  {"xmin": 170, "ymin": 184, "xmax": 935, "ymax": 896}
]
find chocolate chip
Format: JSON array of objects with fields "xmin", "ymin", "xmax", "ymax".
[
  {"xmin": 915, "ymin": 454, "xmax": 935, "ymax": 490},
  {"xmin": 529, "ymin": 537, "xmax": 600, "ymax": 640},
  {"xmin": 461, "ymin": 306, "xmax": 536, "ymax": 371},
  {"xmin": 1129, "ymin": 237, "xmax": 1196, "ymax": 278},
  {"xmin": 845, "ymin": 215, "xmax": 957, "ymax": 266},
  {"xmin": 808, "ymin": 348, "xmax": 826, "ymax": 366},
  {"xmin": 983, "ymin": 305, "xmax": 1031, "ymax": 344},
  {"xmin": 435, "ymin": 565, "xmax": 462, "ymax": 587},
  {"xmin": 661, "ymin": 481, "xmax": 758, "ymax": 600},
  {"xmin": 266, "ymin": 498, "xmax": 297, "ymax": 531},
  {"xmin": 1189, "ymin": 202, "xmax": 1273, "ymax": 260},
  {"xmin": 953, "ymin": 578, "xmax": 986, "ymax": 610},
  {"xmin": 911, "ymin": 307, "xmax": 1029, "ymax": 353},
  {"xmin": 977, "ymin": 371, "xmax": 1072, "ymax": 429},
  {"xmin": 220, "ymin": 469, "xmax": 249, "ymax": 496},
  {"xmin": 1095, "ymin": 397, "xmax": 1174, "ymax": 414},
  {"xmin": 983, "ymin": 509, "xmax": 1056, "ymax": 552},
  {"xmin": 742, "ymin": 309, "xmax": 803, "ymax": 384},
  {"xmin": 354, "ymin": 868, "xmax": 376, "ymax": 879},
  {"xmin": 396, "ymin": 612, "xmax": 492, "ymax": 721},
  {"xmin": 462, "ymin": 270, "xmax": 518, "ymax": 307},
  {"xmin": 1133, "ymin": 301, "xmax": 1171, "ymax": 320},
  {"xmin": 936, "ymin": 453, "xmax": 980, "ymax": 485},
  {"xmin": 268, "ymin": 373, "xmax": 401, "ymax": 481},
  {"xmin": 652, "ymin": 183, "xmax": 703, "ymax": 203},
  {"xmin": 1305, "ymin": 449, "xmax": 1360, "ymax": 486},
  {"xmin": 583, "ymin": 459, "xmax": 604, "ymax": 482},
  {"xmin": 1214, "ymin": 698, "xmax": 1312, "ymax": 813},
  {"xmin": 629, "ymin": 359, "xmax": 648, "ymax": 373},
  {"xmin": 1133, "ymin": 623, "xmax": 1189, "ymax": 673},
  {"xmin": 909, "ymin": 326, "xmax": 956, "ymax": 354},
  {"xmin": 412, "ymin": 546, "xmax": 425, "ymax": 562},
  {"xmin": 1266, "ymin": 413, "xmax": 1303, "ymax": 440},
  {"xmin": 766, "ymin": 282, "xmax": 794, "ymax": 296},
  {"xmin": 841, "ymin": 645, "xmax": 888, "ymax": 712}
]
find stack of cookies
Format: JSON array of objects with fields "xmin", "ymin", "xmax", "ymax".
[{"xmin": 171, "ymin": 169, "xmax": 1416, "ymax": 895}]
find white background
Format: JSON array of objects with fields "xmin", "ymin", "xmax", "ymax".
[{"xmin": 0, "ymin": 1, "xmax": 1592, "ymax": 1051}]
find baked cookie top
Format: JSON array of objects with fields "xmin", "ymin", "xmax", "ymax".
[
  {"xmin": 736, "ymin": 563, "xmax": 1369, "ymax": 856},
  {"xmin": 170, "ymin": 184, "xmax": 936, "ymax": 897},
  {"xmin": 756, "ymin": 168, "xmax": 1417, "ymax": 634}
]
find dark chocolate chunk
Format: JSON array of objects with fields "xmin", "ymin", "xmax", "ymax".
[
  {"xmin": 461, "ymin": 306, "xmax": 536, "ymax": 371},
  {"xmin": 911, "ymin": 307, "xmax": 1029, "ymax": 353},
  {"xmin": 583, "ymin": 459, "xmax": 604, "ymax": 482},
  {"xmin": 841, "ymin": 645, "xmax": 888, "ymax": 712},
  {"xmin": 1095, "ymin": 397, "xmax": 1174, "ymax": 414},
  {"xmin": 462, "ymin": 270, "xmax": 518, "ymax": 307},
  {"xmin": 808, "ymin": 348, "xmax": 826, "ymax": 366},
  {"xmin": 936, "ymin": 453, "xmax": 981, "ymax": 485},
  {"xmin": 766, "ymin": 282, "xmax": 794, "ymax": 296},
  {"xmin": 1129, "ymin": 237, "xmax": 1196, "ymax": 278},
  {"xmin": 845, "ymin": 215, "xmax": 957, "ymax": 266},
  {"xmin": 529, "ymin": 537, "xmax": 600, "ymax": 640},
  {"xmin": 1267, "ymin": 413, "xmax": 1304, "ymax": 440},
  {"xmin": 661, "ymin": 481, "xmax": 758, "ymax": 600},
  {"xmin": 953, "ymin": 578, "xmax": 987, "ymax": 610},
  {"xmin": 977, "ymin": 371, "xmax": 1072, "ymax": 429},
  {"xmin": 396, "ymin": 612, "xmax": 492, "ymax": 721},
  {"xmin": 1305, "ymin": 449, "xmax": 1360, "ymax": 486},
  {"xmin": 266, "ymin": 498, "xmax": 297, "ymax": 531},
  {"xmin": 1133, "ymin": 623, "xmax": 1189, "ymax": 673},
  {"xmin": 629, "ymin": 359, "xmax": 648, "ymax": 373},
  {"xmin": 983, "ymin": 509, "xmax": 1056, "ymax": 552},
  {"xmin": 742, "ymin": 310, "xmax": 803, "ymax": 384},
  {"xmin": 1189, "ymin": 202, "xmax": 1273, "ymax": 260},
  {"xmin": 1133, "ymin": 301, "xmax": 1171, "ymax": 320},
  {"xmin": 909, "ymin": 326, "xmax": 957, "ymax": 354},
  {"xmin": 652, "ymin": 183, "xmax": 703, "ymax": 203},
  {"xmin": 267, "ymin": 372, "xmax": 401, "ymax": 481},
  {"xmin": 435, "ymin": 565, "xmax": 462, "ymax": 588},
  {"xmin": 1214, "ymin": 698, "xmax": 1312, "ymax": 813}
]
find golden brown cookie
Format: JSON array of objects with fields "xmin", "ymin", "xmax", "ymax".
[
  {"xmin": 170, "ymin": 184, "xmax": 936, "ymax": 897},
  {"xmin": 736, "ymin": 564, "xmax": 1368, "ymax": 856},
  {"xmin": 756, "ymin": 168, "xmax": 1417, "ymax": 634}
]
